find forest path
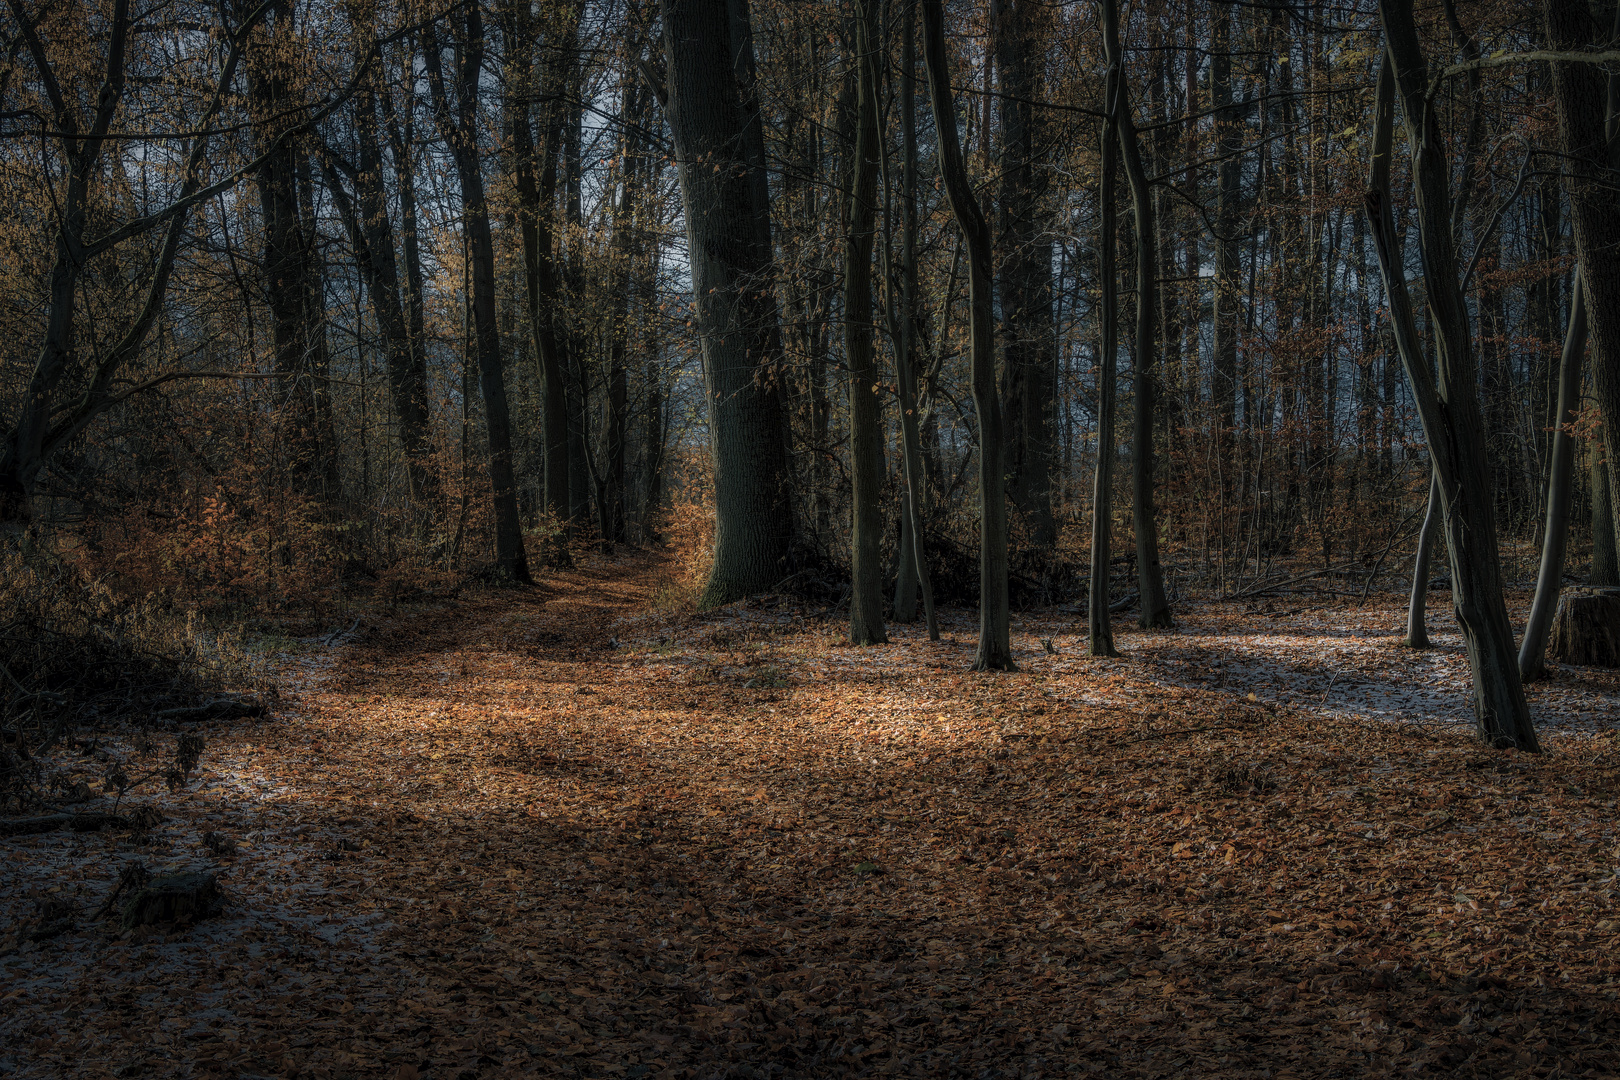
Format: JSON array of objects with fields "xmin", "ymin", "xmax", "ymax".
[{"xmin": 3, "ymin": 552, "xmax": 1619, "ymax": 1079}]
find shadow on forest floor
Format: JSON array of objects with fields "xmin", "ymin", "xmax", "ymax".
[{"xmin": 3, "ymin": 552, "xmax": 1618, "ymax": 1078}]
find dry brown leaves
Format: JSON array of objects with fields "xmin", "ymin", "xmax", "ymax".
[{"xmin": 3, "ymin": 552, "xmax": 1618, "ymax": 1079}]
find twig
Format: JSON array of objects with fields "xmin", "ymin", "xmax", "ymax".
[{"xmin": 1126, "ymin": 726, "xmax": 1215, "ymax": 744}]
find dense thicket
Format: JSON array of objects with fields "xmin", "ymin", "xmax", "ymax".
[{"xmin": 3, "ymin": 0, "xmax": 1616, "ymax": 748}]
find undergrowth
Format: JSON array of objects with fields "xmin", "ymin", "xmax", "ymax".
[{"xmin": 0, "ymin": 551, "xmax": 270, "ymax": 813}]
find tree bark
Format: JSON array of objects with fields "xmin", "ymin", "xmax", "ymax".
[
  {"xmin": 1089, "ymin": 61, "xmax": 1121, "ymax": 659},
  {"xmin": 423, "ymin": 9, "xmax": 531, "ymax": 582},
  {"xmin": 1102, "ymin": 0, "xmax": 1172, "ymax": 630},
  {"xmin": 1367, "ymin": 16, "xmax": 1538, "ymax": 751},
  {"xmin": 994, "ymin": 0, "xmax": 1056, "ymax": 551},
  {"xmin": 1521, "ymin": 272, "xmax": 1587, "ymax": 680},
  {"xmin": 844, "ymin": 0, "xmax": 886, "ymax": 645},
  {"xmin": 893, "ymin": 0, "xmax": 938, "ymax": 639},
  {"xmin": 660, "ymin": 0, "xmax": 795, "ymax": 606},
  {"xmin": 1406, "ymin": 472, "xmax": 1440, "ymax": 649},
  {"xmin": 505, "ymin": 0, "xmax": 574, "ymax": 564},
  {"xmin": 1542, "ymin": 0, "xmax": 1620, "ymax": 572},
  {"xmin": 922, "ymin": 0, "xmax": 1014, "ymax": 670}
]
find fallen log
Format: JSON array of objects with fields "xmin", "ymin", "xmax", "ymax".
[{"xmin": 0, "ymin": 812, "xmax": 129, "ymax": 837}]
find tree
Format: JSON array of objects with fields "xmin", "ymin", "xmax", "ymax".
[
  {"xmin": 0, "ymin": 0, "xmax": 266, "ymax": 529},
  {"xmin": 1365, "ymin": 17, "xmax": 1538, "ymax": 752},
  {"xmin": 1541, "ymin": 0, "xmax": 1620, "ymax": 574},
  {"xmin": 1088, "ymin": 55, "xmax": 1121, "ymax": 659},
  {"xmin": 1101, "ymin": 0, "xmax": 1171, "ymax": 630},
  {"xmin": 657, "ymin": 0, "xmax": 794, "ymax": 607},
  {"xmin": 844, "ymin": 0, "xmax": 886, "ymax": 646},
  {"xmin": 921, "ymin": 0, "xmax": 1013, "ymax": 671},
  {"xmin": 1520, "ymin": 273, "xmax": 1587, "ymax": 680},
  {"xmin": 423, "ymin": 5, "xmax": 531, "ymax": 582}
]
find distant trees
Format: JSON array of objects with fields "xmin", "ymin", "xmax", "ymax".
[{"xmin": 4, "ymin": 0, "xmax": 1618, "ymax": 734}]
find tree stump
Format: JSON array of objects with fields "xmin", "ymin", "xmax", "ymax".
[
  {"xmin": 1546, "ymin": 589, "xmax": 1620, "ymax": 667},
  {"xmin": 120, "ymin": 871, "xmax": 223, "ymax": 929}
]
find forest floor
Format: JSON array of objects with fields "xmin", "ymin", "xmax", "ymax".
[{"xmin": 3, "ymin": 550, "xmax": 1620, "ymax": 1079}]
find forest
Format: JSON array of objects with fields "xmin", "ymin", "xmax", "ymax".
[{"xmin": 2, "ymin": 0, "xmax": 1619, "ymax": 1076}]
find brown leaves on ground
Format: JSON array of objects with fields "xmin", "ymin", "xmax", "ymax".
[{"xmin": 3, "ymin": 552, "xmax": 1618, "ymax": 1079}]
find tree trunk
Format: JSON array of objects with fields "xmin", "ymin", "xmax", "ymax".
[
  {"xmin": 893, "ymin": 0, "xmax": 938, "ymax": 640},
  {"xmin": 1406, "ymin": 472, "xmax": 1440, "ymax": 649},
  {"xmin": 1521, "ymin": 272, "xmax": 1587, "ymax": 680},
  {"xmin": 505, "ymin": 0, "xmax": 574, "ymax": 564},
  {"xmin": 1542, "ymin": 0, "xmax": 1620, "ymax": 572},
  {"xmin": 1367, "ymin": 17, "xmax": 1537, "ymax": 751},
  {"xmin": 995, "ymin": 0, "xmax": 1056, "ymax": 551},
  {"xmin": 922, "ymin": 0, "xmax": 1014, "ymax": 670},
  {"xmin": 1102, "ymin": 0, "xmax": 1172, "ymax": 630},
  {"xmin": 845, "ymin": 0, "xmax": 887, "ymax": 646},
  {"xmin": 423, "ymin": 10, "xmax": 531, "ymax": 583},
  {"xmin": 1595, "ymin": 456, "xmax": 1619, "ymax": 585},
  {"xmin": 1089, "ymin": 61, "xmax": 1121, "ymax": 659},
  {"xmin": 660, "ymin": 0, "xmax": 795, "ymax": 606},
  {"xmin": 1210, "ymin": 1, "xmax": 1241, "ymax": 492}
]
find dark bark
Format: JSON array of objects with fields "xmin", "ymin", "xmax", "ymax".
[
  {"xmin": 423, "ymin": 8, "xmax": 531, "ymax": 582},
  {"xmin": 1089, "ymin": 62, "xmax": 1121, "ymax": 659},
  {"xmin": 1542, "ymin": 0, "xmax": 1620, "ymax": 577},
  {"xmin": 892, "ymin": 0, "xmax": 938, "ymax": 639},
  {"xmin": 922, "ymin": 0, "xmax": 1013, "ymax": 670},
  {"xmin": 505, "ymin": 0, "xmax": 574, "ymax": 564},
  {"xmin": 1522, "ymin": 273, "xmax": 1587, "ymax": 680},
  {"xmin": 660, "ymin": 0, "xmax": 795, "ymax": 606},
  {"xmin": 1366, "ymin": 19, "xmax": 1538, "ymax": 751},
  {"xmin": 994, "ymin": 0, "xmax": 1056, "ymax": 550},
  {"xmin": 845, "ymin": 0, "xmax": 886, "ymax": 645},
  {"xmin": 1102, "ymin": 0, "xmax": 1172, "ymax": 630}
]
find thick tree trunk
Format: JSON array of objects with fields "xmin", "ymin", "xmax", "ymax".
[
  {"xmin": 1102, "ymin": 0, "xmax": 1172, "ymax": 630},
  {"xmin": 660, "ymin": 0, "xmax": 795, "ymax": 606},
  {"xmin": 922, "ymin": 0, "xmax": 1014, "ymax": 670},
  {"xmin": 994, "ymin": 0, "xmax": 1056, "ymax": 551},
  {"xmin": 1367, "ymin": 17, "xmax": 1538, "ymax": 751},
  {"xmin": 1521, "ymin": 273, "xmax": 1587, "ymax": 680}
]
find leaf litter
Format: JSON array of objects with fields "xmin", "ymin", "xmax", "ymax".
[{"xmin": 3, "ymin": 552, "xmax": 1618, "ymax": 1078}]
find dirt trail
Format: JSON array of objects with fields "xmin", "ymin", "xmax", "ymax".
[{"xmin": 3, "ymin": 552, "xmax": 1619, "ymax": 1079}]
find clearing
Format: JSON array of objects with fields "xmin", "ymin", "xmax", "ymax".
[{"xmin": 3, "ymin": 552, "xmax": 1618, "ymax": 1079}]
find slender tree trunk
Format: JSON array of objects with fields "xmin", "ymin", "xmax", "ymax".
[
  {"xmin": 505, "ymin": 0, "xmax": 573, "ymax": 563},
  {"xmin": 893, "ymin": 0, "xmax": 938, "ymax": 639},
  {"xmin": 922, "ymin": 0, "xmax": 1014, "ymax": 670},
  {"xmin": 1102, "ymin": 0, "xmax": 1172, "ymax": 630},
  {"xmin": 1089, "ymin": 63, "xmax": 1121, "ymax": 658},
  {"xmin": 424, "ymin": 10, "xmax": 531, "ymax": 583},
  {"xmin": 1367, "ymin": 17, "xmax": 1537, "ymax": 751},
  {"xmin": 1543, "ymin": 0, "xmax": 1620, "ymax": 573},
  {"xmin": 1521, "ymin": 273, "xmax": 1587, "ymax": 680},
  {"xmin": 845, "ymin": 0, "xmax": 886, "ymax": 645},
  {"xmin": 1211, "ymin": 1, "xmax": 1241, "ymax": 487},
  {"xmin": 1406, "ymin": 472, "xmax": 1439, "ymax": 649},
  {"xmin": 659, "ymin": 0, "xmax": 795, "ymax": 605}
]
